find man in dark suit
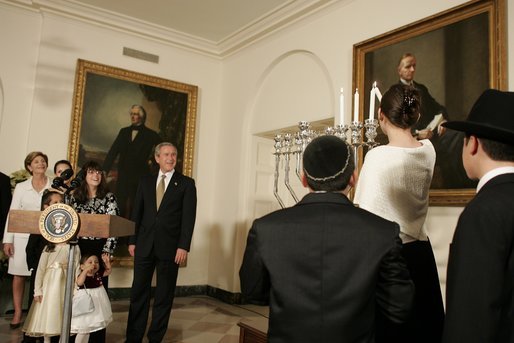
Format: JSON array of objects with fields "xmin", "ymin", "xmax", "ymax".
[
  {"xmin": 0, "ymin": 171, "xmax": 12, "ymax": 242},
  {"xmin": 240, "ymin": 135, "xmax": 414, "ymax": 343},
  {"xmin": 103, "ymin": 104, "xmax": 161, "ymax": 217},
  {"xmin": 441, "ymin": 89, "xmax": 514, "ymax": 343},
  {"xmin": 396, "ymin": 53, "xmax": 448, "ymax": 140},
  {"xmin": 126, "ymin": 142, "xmax": 197, "ymax": 343}
]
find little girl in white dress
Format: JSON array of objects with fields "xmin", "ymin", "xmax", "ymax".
[
  {"xmin": 71, "ymin": 252, "xmax": 113, "ymax": 343},
  {"xmin": 22, "ymin": 191, "xmax": 81, "ymax": 342}
]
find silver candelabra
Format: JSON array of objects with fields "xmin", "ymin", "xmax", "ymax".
[{"xmin": 273, "ymin": 119, "xmax": 379, "ymax": 208}]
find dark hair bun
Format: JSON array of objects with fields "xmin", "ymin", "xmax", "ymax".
[
  {"xmin": 380, "ymin": 84, "xmax": 420, "ymax": 129},
  {"xmin": 401, "ymin": 88, "xmax": 420, "ymax": 126}
]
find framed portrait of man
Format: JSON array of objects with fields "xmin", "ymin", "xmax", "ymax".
[{"xmin": 353, "ymin": 0, "xmax": 506, "ymax": 206}]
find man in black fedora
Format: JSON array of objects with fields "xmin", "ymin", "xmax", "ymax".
[
  {"xmin": 240, "ymin": 135, "xmax": 414, "ymax": 343},
  {"xmin": 441, "ymin": 89, "xmax": 514, "ymax": 343}
]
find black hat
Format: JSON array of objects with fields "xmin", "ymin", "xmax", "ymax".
[
  {"xmin": 442, "ymin": 89, "xmax": 514, "ymax": 145},
  {"xmin": 303, "ymin": 135, "xmax": 351, "ymax": 181}
]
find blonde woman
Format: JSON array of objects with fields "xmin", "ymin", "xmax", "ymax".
[{"xmin": 3, "ymin": 151, "xmax": 51, "ymax": 329}]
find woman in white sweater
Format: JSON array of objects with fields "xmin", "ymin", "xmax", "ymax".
[{"xmin": 354, "ymin": 84, "xmax": 444, "ymax": 343}]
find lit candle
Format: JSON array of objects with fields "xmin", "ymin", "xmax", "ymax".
[
  {"xmin": 369, "ymin": 83, "xmax": 376, "ymax": 121},
  {"xmin": 339, "ymin": 88, "xmax": 344, "ymax": 126},
  {"xmin": 353, "ymin": 89, "xmax": 359, "ymax": 123},
  {"xmin": 375, "ymin": 84, "xmax": 382, "ymax": 101}
]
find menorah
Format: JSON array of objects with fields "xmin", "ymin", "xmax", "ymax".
[{"xmin": 272, "ymin": 119, "xmax": 379, "ymax": 208}]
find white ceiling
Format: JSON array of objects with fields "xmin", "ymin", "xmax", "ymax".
[
  {"xmin": 76, "ymin": 0, "xmax": 292, "ymax": 42},
  {"xmin": 26, "ymin": 0, "xmax": 337, "ymax": 57}
]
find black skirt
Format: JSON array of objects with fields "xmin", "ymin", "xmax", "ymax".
[{"xmin": 375, "ymin": 239, "xmax": 445, "ymax": 343}]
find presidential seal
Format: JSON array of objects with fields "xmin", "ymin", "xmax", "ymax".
[{"xmin": 39, "ymin": 203, "xmax": 79, "ymax": 243}]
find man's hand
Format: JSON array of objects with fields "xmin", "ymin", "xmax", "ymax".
[
  {"xmin": 3, "ymin": 243, "xmax": 14, "ymax": 257},
  {"xmin": 128, "ymin": 244, "xmax": 135, "ymax": 257},
  {"xmin": 175, "ymin": 248, "xmax": 188, "ymax": 265}
]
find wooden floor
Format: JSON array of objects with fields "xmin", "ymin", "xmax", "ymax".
[{"xmin": 1, "ymin": 296, "xmax": 269, "ymax": 343}]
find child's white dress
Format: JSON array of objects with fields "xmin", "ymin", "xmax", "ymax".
[
  {"xmin": 23, "ymin": 244, "xmax": 80, "ymax": 337},
  {"xmin": 71, "ymin": 270, "xmax": 113, "ymax": 333}
]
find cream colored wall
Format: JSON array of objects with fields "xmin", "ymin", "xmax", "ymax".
[
  {"xmin": 1, "ymin": 0, "xmax": 513, "ymax": 294},
  {"xmin": 0, "ymin": 4, "xmax": 41, "ymax": 171}
]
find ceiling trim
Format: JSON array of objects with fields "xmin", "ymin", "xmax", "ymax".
[
  {"xmin": 218, "ymin": 0, "xmax": 337, "ymax": 57},
  {"xmin": 8, "ymin": 0, "xmax": 339, "ymax": 58},
  {"xmin": 33, "ymin": 0, "xmax": 221, "ymax": 56}
]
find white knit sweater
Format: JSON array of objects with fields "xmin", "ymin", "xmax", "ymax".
[{"xmin": 354, "ymin": 139, "xmax": 435, "ymax": 243}]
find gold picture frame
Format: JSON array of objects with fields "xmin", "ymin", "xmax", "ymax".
[
  {"xmin": 353, "ymin": 0, "xmax": 506, "ymax": 206},
  {"xmin": 68, "ymin": 59, "xmax": 198, "ymax": 177}
]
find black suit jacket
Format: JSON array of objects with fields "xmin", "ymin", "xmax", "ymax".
[
  {"xmin": 443, "ymin": 173, "xmax": 514, "ymax": 343},
  {"xmin": 0, "ymin": 172, "xmax": 11, "ymax": 241},
  {"xmin": 129, "ymin": 171, "xmax": 197, "ymax": 260},
  {"xmin": 26, "ymin": 234, "xmax": 47, "ymax": 271},
  {"xmin": 240, "ymin": 192, "xmax": 414, "ymax": 343},
  {"xmin": 103, "ymin": 125, "xmax": 161, "ymax": 189}
]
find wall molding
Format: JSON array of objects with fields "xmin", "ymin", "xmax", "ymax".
[
  {"xmin": 2, "ymin": 0, "xmax": 342, "ymax": 58},
  {"xmin": 109, "ymin": 285, "xmax": 243, "ymax": 304}
]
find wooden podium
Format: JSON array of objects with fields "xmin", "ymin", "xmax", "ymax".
[
  {"xmin": 238, "ymin": 318, "xmax": 268, "ymax": 343},
  {"xmin": 7, "ymin": 208, "xmax": 135, "ymax": 343},
  {"xmin": 7, "ymin": 209, "xmax": 135, "ymax": 238}
]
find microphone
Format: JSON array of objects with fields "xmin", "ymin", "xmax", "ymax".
[
  {"xmin": 52, "ymin": 168, "xmax": 75, "ymax": 191},
  {"xmin": 69, "ymin": 169, "xmax": 86, "ymax": 189},
  {"xmin": 52, "ymin": 177, "xmax": 67, "ymax": 190},
  {"xmin": 60, "ymin": 168, "xmax": 74, "ymax": 181}
]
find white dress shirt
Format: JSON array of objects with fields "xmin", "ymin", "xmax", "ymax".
[{"xmin": 476, "ymin": 166, "xmax": 514, "ymax": 193}]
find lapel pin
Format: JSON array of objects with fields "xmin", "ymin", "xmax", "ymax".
[{"xmin": 174, "ymin": 182, "xmax": 178, "ymax": 186}]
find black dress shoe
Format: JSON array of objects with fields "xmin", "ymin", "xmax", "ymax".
[{"xmin": 10, "ymin": 322, "xmax": 22, "ymax": 329}]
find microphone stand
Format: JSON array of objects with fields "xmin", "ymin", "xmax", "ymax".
[{"xmin": 60, "ymin": 181, "xmax": 80, "ymax": 343}]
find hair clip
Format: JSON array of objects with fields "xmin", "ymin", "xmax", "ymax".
[{"xmin": 403, "ymin": 95, "xmax": 415, "ymax": 107}]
